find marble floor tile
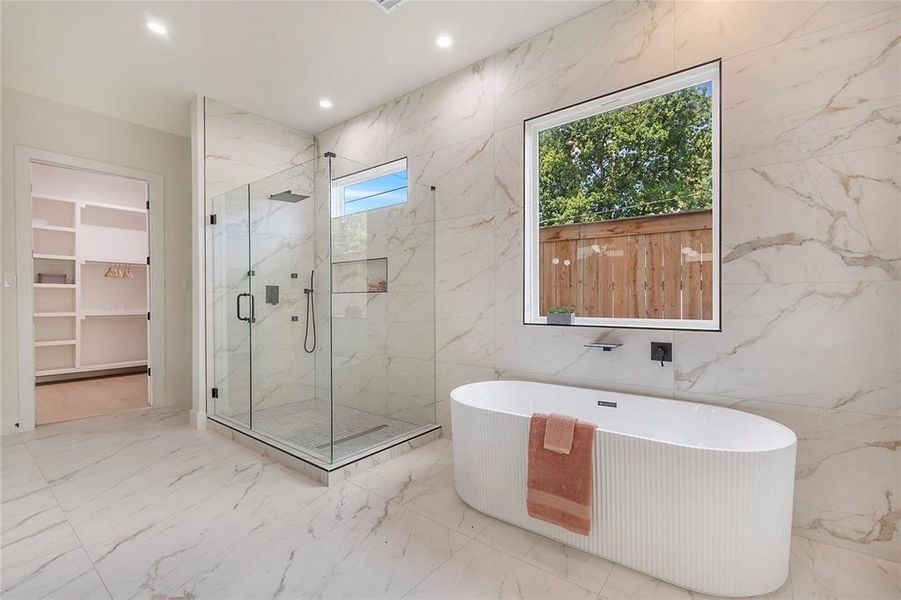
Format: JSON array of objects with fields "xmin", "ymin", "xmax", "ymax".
[
  {"xmin": 791, "ymin": 537, "xmax": 901, "ymax": 600},
  {"xmin": 2, "ymin": 409, "xmax": 898, "ymax": 599},
  {"xmin": 203, "ymin": 485, "xmax": 470, "ymax": 599},
  {"xmin": 392, "ymin": 465, "xmax": 496, "ymax": 537},
  {"xmin": 1, "ymin": 484, "xmax": 109, "ymax": 600},
  {"xmin": 1, "ymin": 432, "xmax": 24, "ymax": 447},
  {"xmin": 406, "ymin": 538, "xmax": 597, "ymax": 600},
  {"xmin": 599, "ymin": 565, "xmax": 700, "ymax": 600},
  {"xmin": 1, "ymin": 444, "xmax": 48, "ymax": 504},
  {"xmin": 1, "ymin": 540, "xmax": 109, "ymax": 600},
  {"xmin": 477, "ymin": 520, "xmax": 615, "ymax": 593},
  {"xmin": 348, "ymin": 437, "xmax": 453, "ymax": 502}
]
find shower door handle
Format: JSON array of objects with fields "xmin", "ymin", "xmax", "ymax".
[{"xmin": 236, "ymin": 292, "xmax": 252, "ymax": 322}]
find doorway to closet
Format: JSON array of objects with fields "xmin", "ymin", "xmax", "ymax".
[{"xmin": 30, "ymin": 162, "xmax": 151, "ymax": 425}]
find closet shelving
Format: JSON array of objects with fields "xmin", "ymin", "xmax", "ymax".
[{"xmin": 32, "ymin": 188, "xmax": 149, "ymax": 378}]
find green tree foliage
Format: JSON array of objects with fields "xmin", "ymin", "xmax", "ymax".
[{"xmin": 538, "ymin": 84, "xmax": 713, "ymax": 227}]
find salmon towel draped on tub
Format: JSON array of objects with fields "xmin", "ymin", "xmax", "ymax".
[{"xmin": 527, "ymin": 413, "xmax": 595, "ymax": 535}]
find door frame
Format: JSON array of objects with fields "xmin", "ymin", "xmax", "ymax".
[{"xmin": 14, "ymin": 146, "xmax": 166, "ymax": 432}]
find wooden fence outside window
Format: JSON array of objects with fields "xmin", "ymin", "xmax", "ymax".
[{"xmin": 539, "ymin": 210, "xmax": 713, "ymax": 320}]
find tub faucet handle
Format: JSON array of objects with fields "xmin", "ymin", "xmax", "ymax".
[{"xmin": 651, "ymin": 342, "xmax": 672, "ymax": 367}]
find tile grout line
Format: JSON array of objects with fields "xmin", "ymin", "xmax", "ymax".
[
  {"xmin": 676, "ymin": 2, "xmax": 899, "ymax": 69},
  {"xmin": 353, "ymin": 455, "xmax": 612, "ymax": 597},
  {"xmin": 334, "ymin": 467, "xmax": 477, "ymax": 600},
  {"xmin": 398, "ymin": 536, "xmax": 479, "ymax": 599},
  {"xmin": 475, "ymin": 531, "xmax": 612, "ymax": 597},
  {"xmin": 720, "ymin": 140, "xmax": 901, "ymax": 177},
  {"xmin": 21, "ymin": 439, "xmax": 115, "ymax": 600}
]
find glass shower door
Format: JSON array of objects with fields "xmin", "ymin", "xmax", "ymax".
[
  {"xmin": 208, "ymin": 159, "xmax": 329, "ymax": 462},
  {"xmin": 207, "ymin": 183, "xmax": 253, "ymax": 429}
]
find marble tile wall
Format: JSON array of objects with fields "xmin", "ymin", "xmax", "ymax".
[
  {"xmin": 204, "ymin": 98, "xmax": 318, "ymax": 418},
  {"xmin": 313, "ymin": 1, "xmax": 900, "ymax": 562}
]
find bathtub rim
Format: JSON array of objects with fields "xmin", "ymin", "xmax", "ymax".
[{"xmin": 450, "ymin": 380, "xmax": 798, "ymax": 454}]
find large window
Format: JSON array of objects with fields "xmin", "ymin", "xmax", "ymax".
[
  {"xmin": 332, "ymin": 158, "xmax": 407, "ymax": 217},
  {"xmin": 524, "ymin": 62, "xmax": 720, "ymax": 330}
]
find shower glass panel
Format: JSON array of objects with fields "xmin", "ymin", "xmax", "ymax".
[
  {"xmin": 246, "ymin": 162, "xmax": 327, "ymax": 460},
  {"xmin": 206, "ymin": 152, "xmax": 437, "ymax": 468},
  {"xmin": 207, "ymin": 183, "xmax": 252, "ymax": 429},
  {"xmin": 329, "ymin": 155, "xmax": 436, "ymax": 463}
]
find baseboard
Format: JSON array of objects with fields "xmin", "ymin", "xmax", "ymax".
[
  {"xmin": 189, "ymin": 409, "xmax": 207, "ymax": 430},
  {"xmin": 1, "ymin": 419, "xmax": 27, "ymax": 436}
]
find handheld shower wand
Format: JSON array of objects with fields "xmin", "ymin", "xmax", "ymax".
[{"xmin": 303, "ymin": 269, "xmax": 316, "ymax": 353}]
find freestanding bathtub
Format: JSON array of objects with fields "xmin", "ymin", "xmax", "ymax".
[{"xmin": 451, "ymin": 380, "xmax": 797, "ymax": 597}]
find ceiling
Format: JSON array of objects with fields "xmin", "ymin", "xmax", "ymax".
[{"xmin": 1, "ymin": 1, "xmax": 601, "ymax": 137}]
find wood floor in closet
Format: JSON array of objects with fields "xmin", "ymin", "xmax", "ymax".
[{"xmin": 35, "ymin": 373, "xmax": 149, "ymax": 425}]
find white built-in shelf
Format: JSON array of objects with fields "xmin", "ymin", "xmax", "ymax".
[
  {"xmin": 32, "ymin": 193, "xmax": 78, "ymax": 204},
  {"xmin": 81, "ymin": 258, "xmax": 147, "ymax": 266},
  {"xmin": 35, "ymin": 367, "xmax": 80, "ymax": 377},
  {"xmin": 32, "ymin": 224, "xmax": 76, "ymax": 233},
  {"xmin": 33, "ymin": 253, "xmax": 76, "ymax": 261},
  {"xmin": 34, "ymin": 339, "xmax": 76, "ymax": 347},
  {"xmin": 32, "ymin": 166, "xmax": 150, "ymax": 380},
  {"xmin": 81, "ymin": 310, "xmax": 146, "ymax": 318},
  {"xmin": 35, "ymin": 360, "xmax": 147, "ymax": 378},
  {"xmin": 82, "ymin": 200, "xmax": 147, "ymax": 214},
  {"xmin": 79, "ymin": 360, "xmax": 147, "ymax": 371}
]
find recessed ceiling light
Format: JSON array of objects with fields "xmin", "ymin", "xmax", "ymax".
[
  {"xmin": 146, "ymin": 21, "xmax": 167, "ymax": 35},
  {"xmin": 435, "ymin": 35, "xmax": 453, "ymax": 49},
  {"xmin": 319, "ymin": 98, "xmax": 333, "ymax": 109}
]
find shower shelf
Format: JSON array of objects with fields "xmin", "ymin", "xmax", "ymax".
[
  {"xmin": 331, "ymin": 256, "xmax": 388, "ymax": 294},
  {"xmin": 331, "ymin": 257, "xmax": 388, "ymax": 265}
]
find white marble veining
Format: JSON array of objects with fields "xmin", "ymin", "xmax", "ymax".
[
  {"xmin": 721, "ymin": 8, "xmax": 900, "ymax": 172},
  {"xmin": 316, "ymin": 105, "xmax": 389, "ymax": 172},
  {"xmin": 723, "ymin": 146, "xmax": 900, "ymax": 284},
  {"xmin": 408, "ymin": 134, "xmax": 495, "ymax": 222},
  {"xmin": 673, "ymin": 1, "xmax": 897, "ymax": 69},
  {"xmin": 674, "ymin": 282, "xmax": 900, "ymax": 417},
  {"xmin": 492, "ymin": 0, "xmax": 674, "ymax": 132},
  {"xmin": 311, "ymin": 0, "xmax": 900, "ymax": 563},
  {"xmin": 386, "ymin": 60, "xmax": 494, "ymax": 159},
  {"xmin": 737, "ymin": 400, "xmax": 900, "ymax": 563},
  {"xmin": 3, "ymin": 409, "xmax": 896, "ymax": 599}
]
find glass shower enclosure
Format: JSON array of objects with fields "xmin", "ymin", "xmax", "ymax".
[{"xmin": 206, "ymin": 153, "xmax": 437, "ymax": 466}]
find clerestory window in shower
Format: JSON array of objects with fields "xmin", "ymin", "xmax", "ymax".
[{"xmin": 331, "ymin": 158, "xmax": 408, "ymax": 217}]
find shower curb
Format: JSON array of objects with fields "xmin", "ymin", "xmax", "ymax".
[{"xmin": 207, "ymin": 418, "xmax": 441, "ymax": 485}]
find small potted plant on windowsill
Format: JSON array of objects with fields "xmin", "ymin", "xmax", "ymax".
[{"xmin": 546, "ymin": 306, "xmax": 575, "ymax": 325}]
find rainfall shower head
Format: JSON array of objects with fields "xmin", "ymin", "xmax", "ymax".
[{"xmin": 269, "ymin": 190, "xmax": 310, "ymax": 203}]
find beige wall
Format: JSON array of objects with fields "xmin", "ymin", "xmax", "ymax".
[
  {"xmin": 1, "ymin": 88, "xmax": 193, "ymax": 422},
  {"xmin": 315, "ymin": 1, "xmax": 900, "ymax": 562}
]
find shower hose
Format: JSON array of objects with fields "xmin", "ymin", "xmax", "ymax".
[{"xmin": 304, "ymin": 270, "xmax": 316, "ymax": 353}]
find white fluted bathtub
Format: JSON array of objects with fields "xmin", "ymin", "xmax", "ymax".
[{"xmin": 451, "ymin": 380, "xmax": 797, "ymax": 597}]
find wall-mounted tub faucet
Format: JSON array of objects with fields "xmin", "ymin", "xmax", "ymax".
[{"xmin": 583, "ymin": 342, "xmax": 623, "ymax": 351}]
